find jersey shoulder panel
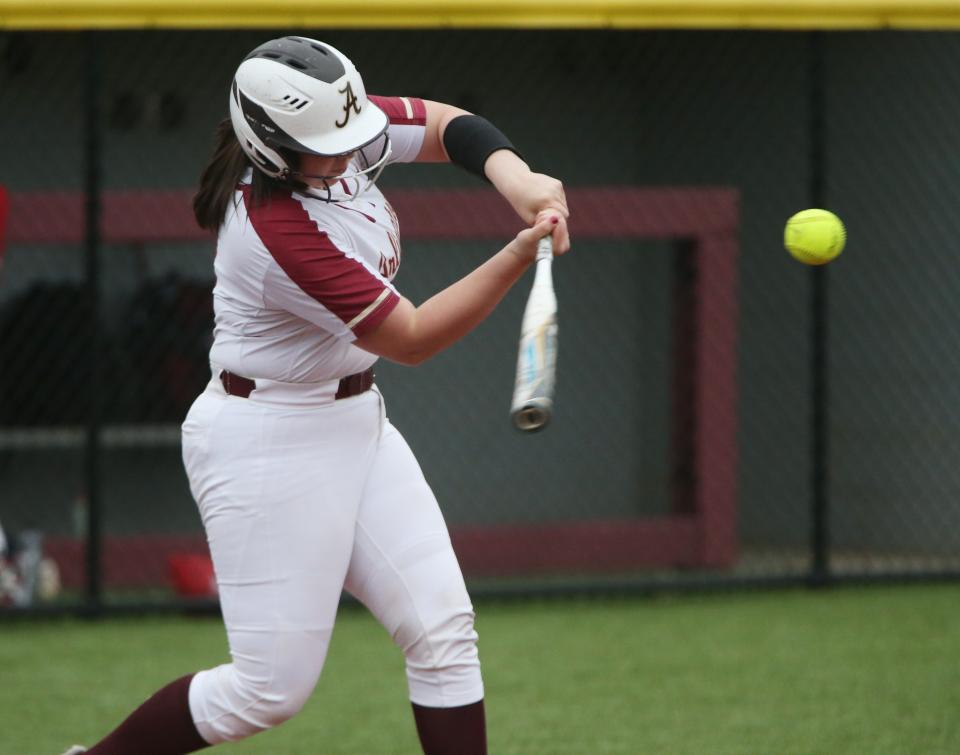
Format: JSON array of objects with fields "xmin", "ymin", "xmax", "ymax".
[
  {"xmin": 241, "ymin": 186, "xmax": 399, "ymax": 338},
  {"xmin": 369, "ymin": 95, "xmax": 427, "ymax": 164},
  {"xmin": 369, "ymin": 95, "xmax": 427, "ymax": 126}
]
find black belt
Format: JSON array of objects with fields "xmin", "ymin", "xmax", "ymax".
[{"xmin": 219, "ymin": 368, "xmax": 374, "ymax": 400}]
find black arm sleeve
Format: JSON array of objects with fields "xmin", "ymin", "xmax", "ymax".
[{"xmin": 442, "ymin": 114, "xmax": 524, "ymax": 181}]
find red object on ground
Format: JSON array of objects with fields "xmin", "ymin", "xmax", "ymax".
[{"xmin": 168, "ymin": 554, "xmax": 217, "ymax": 598}]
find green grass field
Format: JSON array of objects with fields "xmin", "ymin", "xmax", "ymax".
[{"xmin": 3, "ymin": 584, "xmax": 959, "ymax": 754}]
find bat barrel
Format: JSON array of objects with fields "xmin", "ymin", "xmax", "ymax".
[{"xmin": 509, "ymin": 234, "xmax": 557, "ymax": 433}]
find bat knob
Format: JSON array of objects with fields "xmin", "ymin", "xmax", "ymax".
[{"xmin": 511, "ymin": 399, "xmax": 553, "ymax": 432}]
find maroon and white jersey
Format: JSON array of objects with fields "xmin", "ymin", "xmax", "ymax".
[{"xmin": 209, "ymin": 95, "xmax": 427, "ymax": 387}]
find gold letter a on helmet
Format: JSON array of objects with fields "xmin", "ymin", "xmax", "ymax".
[{"xmin": 335, "ymin": 82, "xmax": 362, "ymax": 128}]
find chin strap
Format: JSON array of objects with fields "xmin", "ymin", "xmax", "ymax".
[{"xmin": 288, "ymin": 136, "xmax": 393, "ymax": 203}]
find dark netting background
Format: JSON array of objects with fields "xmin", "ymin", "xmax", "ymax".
[{"xmin": 1, "ymin": 29, "xmax": 958, "ymax": 608}]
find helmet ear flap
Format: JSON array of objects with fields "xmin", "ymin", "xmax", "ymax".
[
  {"xmin": 229, "ymin": 88, "xmax": 290, "ymax": 179},
  {"xmin": 249, "ymin": 141, "xmax": 284, "ymax": 176}
]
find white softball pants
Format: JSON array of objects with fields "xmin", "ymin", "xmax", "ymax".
[{"xmin": 180, "ymin": 378, "xmax": 483, "ymax": 744}]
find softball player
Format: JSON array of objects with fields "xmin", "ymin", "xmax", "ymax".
[{"xmin": 65, "ymin": 35, "xmax": 568, "ymax": 755}]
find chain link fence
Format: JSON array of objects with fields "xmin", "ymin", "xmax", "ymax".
[{"xmin": 2, "ymin": 29, "xmax": 959, "ymax": 611}]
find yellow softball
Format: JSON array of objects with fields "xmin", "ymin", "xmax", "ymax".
[{"xmin": 784, "ymin": 209, "xmax": 846, "ymax": 265}]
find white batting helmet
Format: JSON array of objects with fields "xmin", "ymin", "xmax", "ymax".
[{"xmin": 229, "ymin": 36, "xmax": 391, "ymax": 197}]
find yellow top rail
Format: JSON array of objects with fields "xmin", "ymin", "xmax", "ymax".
[{"xmin": 3, "ymin": 0, "xmax": 960, "ymax": 30}]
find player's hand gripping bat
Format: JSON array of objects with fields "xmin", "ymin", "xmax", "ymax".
[{"xmin": 510, "ymin": 235, "xmax": 557, "ymax": 432}]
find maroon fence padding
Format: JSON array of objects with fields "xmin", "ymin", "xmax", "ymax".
[
  {"xmin": 7, "ymin": 187, "xmax": 737, "ymax": 243},
  {"xmin": 45, "ymin": 517, "xmax": 700, "ymax": 589},
  {"xmin": 7, "ymin": 189, "xmax": 209, "ymax": 245},
  {"xmin": 45, "ymin": 534, "xmax": 210, "ymax": 590},
  {"xmin": 12, "ymin": 186, "xmax": 739, "ymax": 586},
  {"xmin": 0, "ymin": 185, "xmax": 7, "ymax": 265},
  {"xmin": 453, "ymin": 516, "xmax": 702, "ymax": 575}
]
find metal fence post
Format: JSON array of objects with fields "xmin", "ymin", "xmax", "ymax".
[
  {"xmin": 83, "ymin": 31, "xmax": 104, "ymax": 613},
  {"xmin": 808, "ymin": 31, "xmax": 831, "ymax": 586}
]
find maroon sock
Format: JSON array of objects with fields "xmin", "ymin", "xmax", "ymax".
[
  {"xmin": 87, "ymin": 674, "xmax": 210, "ymax": 754},
  {"xmin": 411, "ymin": 700, "xmax": 487, "ymax": 755}
]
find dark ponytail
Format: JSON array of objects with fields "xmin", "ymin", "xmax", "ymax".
[
  {"xmin": 194, "ymin": 118, "xmax": 304, "ymax": 231},
  {"xmin": 194, "ymin": 118, "xmax": 316, "ymax": 231},
  {"xmin": 193, "ymin": 118, "xmax": 250, "ymax": 232}
]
